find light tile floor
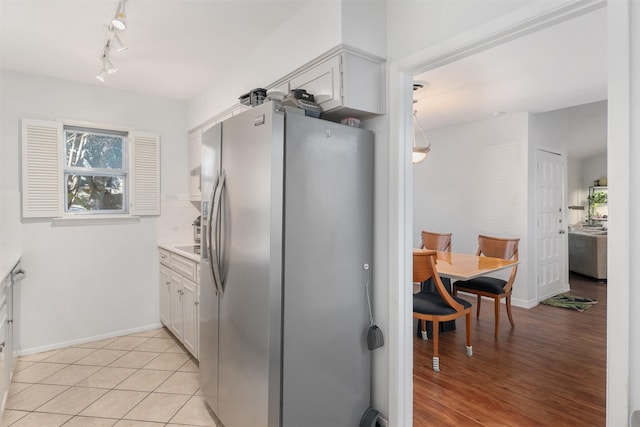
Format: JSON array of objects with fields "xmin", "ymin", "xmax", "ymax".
[{"xmin": 1, "ymin": 327, "xmax": 220, "ymax": 427}]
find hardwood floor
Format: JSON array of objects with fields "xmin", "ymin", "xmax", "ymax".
[{"xmin": 413, "ymin": 273, "xmax": 607, "ymax": 427}]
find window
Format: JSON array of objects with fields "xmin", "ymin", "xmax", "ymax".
[
  {"xmin": 64, "ymin": 126, "xmax": 128, "ymax": 214},
  {"xmin": 21, "ymin": 119, "xmax": 160, "ymax": 219}
]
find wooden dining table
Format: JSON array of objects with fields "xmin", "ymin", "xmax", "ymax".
[
  {"xmin": 413, "ymin": 248, "xmax": 520, "ymax": 281},
  {"xmin": 413, "ymin": 248, "xmax": 520, "ymax": 338}
]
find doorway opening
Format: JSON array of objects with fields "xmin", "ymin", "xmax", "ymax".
[{"xmin": 392, "ymin": 3, "xmax": 609, "ymax": 426}]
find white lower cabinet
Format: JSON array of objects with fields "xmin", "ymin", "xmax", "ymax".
[
  {"xmin": 170, "ymin": 272, "xmax": 184, "ymax": 341},
  {"xmin": 159, "ymin": 265, "xmax": 172, "ymax": 327},
  {"xmin": 1, "ymin": 263, "xmax": 18, "ymax": 417},
  {"xmin": 181, "ymin": 278, "xmax": 198, "ymax": 357},
  {"xmin": 159, "ymin": 248, "xmax": 200, "ymax": 359}
]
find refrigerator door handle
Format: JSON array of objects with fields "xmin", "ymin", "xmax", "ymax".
[
  {"xmin": 207, "ymin": 175, "xmax": 221, "ymax": 295},
  {"xmin": 211, "ymin": 170, "xmax": 226, "ymax": 295}
]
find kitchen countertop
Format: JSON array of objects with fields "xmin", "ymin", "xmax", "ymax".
[
  {"xmin": 1, "ymin": 251, "xmax": 22, "ymax": 281},
  {"xmin": 158, "ymin": 243, "xmax": 201, "ymax": 263}
]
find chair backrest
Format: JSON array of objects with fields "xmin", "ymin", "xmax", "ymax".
[
  {"xmin": 476, "ymin": 235, "xmax": 519, "ymax": 260},
  {"xmin": 413, "ymin": 250, "xmax": 465, "ymax": 312},
  {"xmin": 476, "ymin": 235, "xmax": 520, "ymax": 292},
  {"xmin": 421, "ymin": 231, "xmax": 452, "ymax": 252}
]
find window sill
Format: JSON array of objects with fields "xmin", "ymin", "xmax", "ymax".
[{"xmin": 52, "ymin": 215, "xmax": 141, "ymax": 226}]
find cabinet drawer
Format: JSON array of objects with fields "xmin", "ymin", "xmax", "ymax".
[
  {"xmin": 171, "ymin": 254, "xmax": 197, "ymax": 281},
  {"xmin": 159, "ymin": 249, "xmax": 171, "ymax": 266}
]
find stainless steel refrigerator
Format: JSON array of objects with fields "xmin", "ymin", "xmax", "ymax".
[{"xmin": 199, "ymin": 101, "xmax": 373, "ymax": 427}]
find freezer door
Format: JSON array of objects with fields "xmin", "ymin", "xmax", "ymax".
[
  {"xmin": 217, "ymin": 102, "xmax": 285, "ymax": 427},
  {"xmin": 282, "ymin": 113, "xmax": 374, "ymax": 427},
  {"xmin": 199, "ymin": 123, "xmax": 221, "ymax": 413}
]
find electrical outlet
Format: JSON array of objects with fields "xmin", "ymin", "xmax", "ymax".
[{"xmin": 376, "ymin": 416, "xmax": 389, "ymax": 427}]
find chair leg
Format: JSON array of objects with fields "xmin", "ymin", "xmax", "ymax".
[
  {"xmin": 465, "ymin": 312, "xmax": 473, "ymax": 356},
  {"xmin": 494, "ymin": 295, "xmax": 500, "ymax": 337},
  {"xmin": 420, "ymin": 320, "xmax": 428, "ymax": 340},
  {"xmin": 506, "ymin": 295, "xmax": 515, "ymax": 327},
  {"xmin": 432, "ymin": 320, "xmax": 440, "ymax": 372},
  {"xmin": 476, "ymin": 294, "xmax": 482, "ymax": 317}
]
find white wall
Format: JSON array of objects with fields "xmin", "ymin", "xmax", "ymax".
[
  {"xmin": 583, "ymin": 152, "xmax": 608, "ymax": 187},
  {"xmin": 187, "ymin": 1, "xmax": 343, "ymax": 129},
  {"xmin": 386, "ymin": 0, "xmax": 533, "ymax": 61},
  {"xmin": 413, "ymin": 113, "xmax": 531, "ymax": 305},
  {"xmin": 0, "ymin": 70, "xmax": 196, "ymax": 352}
]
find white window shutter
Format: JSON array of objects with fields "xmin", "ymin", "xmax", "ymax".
[
  {"xmin": 131, "ymin": 131, "xmax": 160, "ymax": 215},
  {"xmin": 21, "ymin": 119, "xmax": 63, "ymax": 218}
]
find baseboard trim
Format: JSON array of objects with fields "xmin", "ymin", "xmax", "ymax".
[{"xmin": 17, "ymin": 323, "xmax": 163, "ymax": 356}]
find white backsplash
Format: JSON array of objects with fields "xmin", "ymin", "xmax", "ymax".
[{"xmin": 157, "ymin": 193, "xmax": 200, "ymax": 244}]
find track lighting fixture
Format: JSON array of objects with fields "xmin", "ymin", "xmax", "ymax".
[{"xmin": 95, "ymin": 1, "xmax": 129, "ymax": 82}]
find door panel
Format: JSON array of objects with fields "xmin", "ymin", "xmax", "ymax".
[
  {"xmin": 217, "ymin": 102, "xmax": 284, "ymax": 427},
  {"xmin": 199, "ymin": 124, "xmax": 221, "ymax": 412},
  {"xmin": 537, "ymin": 149, "xmax": 567, "ymax": 300},
  {"xmin": 281, "ymin": 113, "xmax": 373, "ymax": 427}
]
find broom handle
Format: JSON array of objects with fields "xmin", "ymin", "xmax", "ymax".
[{"xmin": 364, "ymin": 263, "xmax": 374, "ymax": 327}]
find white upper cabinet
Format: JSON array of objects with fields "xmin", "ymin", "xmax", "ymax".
[{"xmin": 271, "ymin": 45, "xmax": 385, "ymax": 121}]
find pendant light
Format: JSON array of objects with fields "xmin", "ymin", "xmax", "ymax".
[
  {"xmin": 412, "ymin": 82, "xmax": 431, "ymax": 164},
  {"xmin": 412, "ymin": 110, "xmax": 431, "ymax": 164}
]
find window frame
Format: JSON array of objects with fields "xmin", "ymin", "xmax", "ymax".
[{"xmin": 63, "ymin": 125, "xmax": 130, "ymax": 215}]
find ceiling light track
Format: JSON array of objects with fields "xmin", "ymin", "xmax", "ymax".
[{"xmin": 96, "ymin": 0, "xmax": 129, "ymax": 82}]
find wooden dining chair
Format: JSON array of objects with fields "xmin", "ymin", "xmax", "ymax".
[
  {"xmin": 420, "ymin": 230, "xmax": 452, "ymax": 252},
  {"xmin": 413, "ymin": 250, "xmax": 473, "ymax": 372},
  {"xmin": 453, "ymin": 235, "xmax": 520, "ymax": 337},
  {"xmin": 417, "ymin": 231, "xmax": 455, "ymax": 337}
]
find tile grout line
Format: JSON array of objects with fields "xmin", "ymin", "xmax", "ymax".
[{"xmin": 4, "ymin": 327, "xmax": 206, "ymax": 427}]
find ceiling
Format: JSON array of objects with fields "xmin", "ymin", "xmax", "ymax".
[
  {"xmin": 413, "ymin": 7, "xmax": 607, "ymax": 159},
  {"xmin": 0, "ymin": 0, "xmax": 310, "ymax": 101},
  {"xmin": 1, "ymin": 2, "xmax": 606, "ymax": 158}
]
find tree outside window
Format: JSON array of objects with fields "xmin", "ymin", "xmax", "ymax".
[{"xmin": 64, "ymin": 127, "xmax": 128, "ymax": 213}]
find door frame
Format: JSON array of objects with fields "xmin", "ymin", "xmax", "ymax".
[{"xmin": 385, "ymin": 1, "xmax": 625, "ymax": 426}]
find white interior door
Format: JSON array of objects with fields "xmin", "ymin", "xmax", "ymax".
[{"xmin": 536, "ymin": 148, "xmax": 568, "ymax": 300}]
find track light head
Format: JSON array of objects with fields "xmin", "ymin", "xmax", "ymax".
[
  {"xmin": 112, "ymin": 0, "xmax": 127, "ymax": 30},
  {"xmin": 105, "ymin": 56, "xmax": 117, "ymax": 74},
  {"xmin": 112, "ymin": 33, "xmax": 128, "ymax": 52},
  {"xmin": 96, "ymin": 68, "xmax": 106, "ymax": 82}
]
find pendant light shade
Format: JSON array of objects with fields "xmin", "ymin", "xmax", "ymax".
[{"xmin": 412, "ymin": 110, "xmax": 431, "ymax": 164}]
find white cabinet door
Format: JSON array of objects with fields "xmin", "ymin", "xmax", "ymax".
[
  {"xmin": 182, "ymin": 279, "xmax": 198, "ymax": 357},
  {"xmin": 170, "ymin": 272, "xmax": 184, "ymax": 341},
  {"xmin": 158, "ymin": 247, "xmax": 201, "ymax": 360},
  {"xmin": 159, "ymin": 265, "xmax": 172, "ymax": 328},
  {"xmin": 290, "ymin": 55, "xmax": 341, "ymax": 111}
]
